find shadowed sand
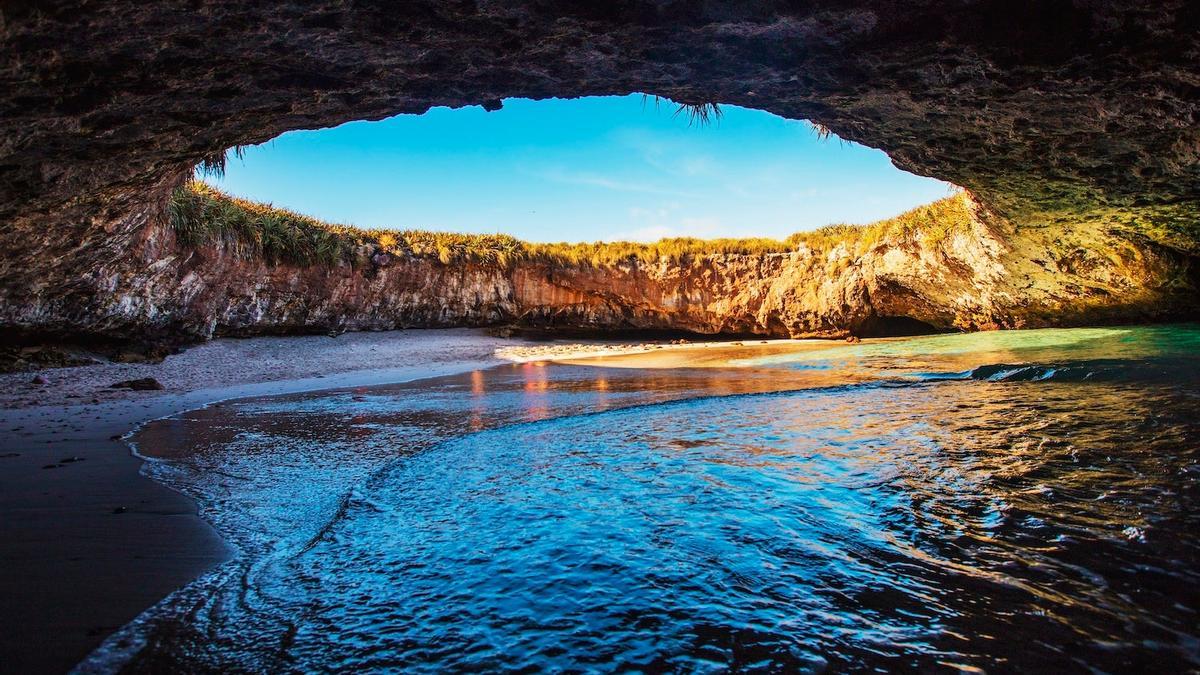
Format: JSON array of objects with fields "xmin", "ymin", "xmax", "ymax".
[{"xmin": 0, "ymin": 329, "xmax": 527, "ymax": 673}]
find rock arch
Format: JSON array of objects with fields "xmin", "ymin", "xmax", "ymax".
[{"xmin": 1, "ymin": 1, "xmax": 1197, "ymax": 341}]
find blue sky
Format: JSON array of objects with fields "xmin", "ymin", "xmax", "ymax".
[{"xmin": 204, "ymin": 95, "xmax": 953, "ymax": 243}]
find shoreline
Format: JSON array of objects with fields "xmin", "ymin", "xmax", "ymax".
[
  {"xmin": 3, "ymin": 325, "xmax": 1190, "ymax": 670},
  {"xmin": 495, "ymin": 337, "xmax": 837, "ymax": 363},
  {"xmin": 496, "ymin": 336, "xmax": 849, "ymax": 369},
  {"xmin": 2, "ymin": 327, "xmax": 807, "ymax": 672},
  {"xmin": 0, "ymin": 328, "xmax": 532, "ymax": 673}
]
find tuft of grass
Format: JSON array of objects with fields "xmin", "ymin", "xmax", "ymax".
[
  {"xmin": 809, "ymin": 122, "xmax": 834, "ymax": 142},
  {"xmin": 168, "ymin": 180, "xmax": 975, "ymax": 269},
  {"xmin": 673, "ymin": 102, "xmax": 722, "ymax": 127},
  {"xmin": 639, "ymin": 94, "xmax": 722, "ymax": 127},
  {"xmin": 196, "ymin": 145, "xmax": 248, "ymax": 178}
]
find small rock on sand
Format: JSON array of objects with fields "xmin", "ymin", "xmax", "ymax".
[{"xmin": 108, "ymin": 377, "xmax": 164, "ymax": 391}]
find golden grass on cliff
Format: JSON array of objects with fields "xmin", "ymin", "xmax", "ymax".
[
  {"xmin": 794, "ymin": 195, "xmax": 975, "ymax": 255},
  {"xmin": 169, "ymin": 181, "xmax": 974, "ymax": 268},
  {"xmin": 169, "ymin": 182, "xmax": 368, "ymax": 265}
]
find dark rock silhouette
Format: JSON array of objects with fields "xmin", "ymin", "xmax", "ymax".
[{"xmin": 0, "ymin": 2, "xmax": 1196, "ymax": 343}]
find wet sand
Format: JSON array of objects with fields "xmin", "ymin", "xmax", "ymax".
[
  {"xmin": 0, "ymin": 328, "xmax": 836, "ymax": 672},
  {"xmin": 0, "ymin": 329, "xmax": 525, "ymax": 673}
]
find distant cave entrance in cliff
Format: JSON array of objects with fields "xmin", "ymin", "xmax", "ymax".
[
  {"xmin": 855, "ymin": 315, "xmax": 943, "ymax": 338},
  {"xmin": 194, "ymin": 94, "xmax": 953, "ymax": 246}
]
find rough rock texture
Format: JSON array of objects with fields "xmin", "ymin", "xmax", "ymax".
[
  {"xmin": 1, "ymin": 1, "xmax": 1198, "ymax": 339},
  {"xmin": 4, "ymin": 2, "xmax": 1200, "ymax": 221},
  {"xmin": 8, "ymin": 194, "xmax": 1191, "ymax": 346}
]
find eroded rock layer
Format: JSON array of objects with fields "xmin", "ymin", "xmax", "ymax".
[{"xmin": 4, "ymin": 193, "xmax": 1193, "ymax": 348}]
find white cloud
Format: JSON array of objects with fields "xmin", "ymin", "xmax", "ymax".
[
  {"xmin": 604, "ymin": 209, "xmax": 724, "ymax": 242},
  {"xmin": 532, "ymin": 167, "xmax": 700, "ymax": 198},
  {"xmin": 607, "ymin": 225, "xmax": 680, "ymax": 242}
]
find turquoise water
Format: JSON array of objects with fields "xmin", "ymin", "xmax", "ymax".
[
  {"xmin": 85, "ymin": 325, "xmax": 1200, "ymax": 672},
  {"xmin": 738, "ymin": 325, "xmax": 1198, "ymax": 379}
]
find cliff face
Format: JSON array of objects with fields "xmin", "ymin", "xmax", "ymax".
[{"xmin": 6, "ymin": 194, "xmax": 1191, "ymax": 348}]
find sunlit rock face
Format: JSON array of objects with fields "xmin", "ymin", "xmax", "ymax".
[
  {"xmin": 0, "ymin": 1, "xmax": 1197, "ymax": 341},
  {"xmin": 7, "ymin": 195, "xmax": 1191, "ymax": 344}
]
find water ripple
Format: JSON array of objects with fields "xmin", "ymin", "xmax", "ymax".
[{"xmin": 82, "ymin": 326, "xmax": 1200, "ymax": 673}]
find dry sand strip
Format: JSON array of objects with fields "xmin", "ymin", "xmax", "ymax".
[
  {"xmin": 0, "ymin": 328, "xmax": 528, "ymax": 674},
  {"xmin": 496, "ymin": 337, "xmax": 842, "ymax": 368}
]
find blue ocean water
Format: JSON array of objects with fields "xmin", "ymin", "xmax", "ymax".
[{"xmin": 83, "ymin": 325, "xmax": 1200, "ymax": 673}]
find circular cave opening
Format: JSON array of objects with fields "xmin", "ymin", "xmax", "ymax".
[
  {"xmin": 194, "ymin": 94, "xmax": 955, "ymax": 246},
  {"xmin": 151, "ymin": 94, "xmax": 983, "ymax": 344}
]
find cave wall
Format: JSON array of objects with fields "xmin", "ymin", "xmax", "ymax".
[
  {"xmin": 4, "ymin": 2, "xmax": 1199, "ymax": 223},
  {"xmin": 1, "ymin": 1, "xmax": 1198, "ymax": 339}
]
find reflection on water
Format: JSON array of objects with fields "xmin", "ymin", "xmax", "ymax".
[{"xmin": 87, "ymin": 326, "xmax": 1200, "ymax": 672}]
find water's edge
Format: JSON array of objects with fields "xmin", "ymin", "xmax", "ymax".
[
  {"xmin": 77, "ymin": 374, "xmax": 915, "ymax": 672},
  {"xmin": 69, "ymin": 358, "xmax": 514, "ymax": 674},
  {"xmin": 74, "ymin": 325, "xmax": 1200, "ymax": 672}
]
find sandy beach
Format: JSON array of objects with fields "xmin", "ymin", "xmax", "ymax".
[
  {"xmin": 0, "ymin": 327, "xmax": 839, "ymax": 672},
  {"xmin": 0, "ymin": 328, "xmax": 528, "ymax": 673},
  {"xmin": 496, "ymin": 337, "xmax": 844, "ymax": 368},
  {"xmin": 2, "ymin": 328, "xmax": 823, "ymax": 672}
]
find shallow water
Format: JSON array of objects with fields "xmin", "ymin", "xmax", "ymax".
[{"xmin": 88, "ymin": 326, "xmax": 1200, "ymax": 672}]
